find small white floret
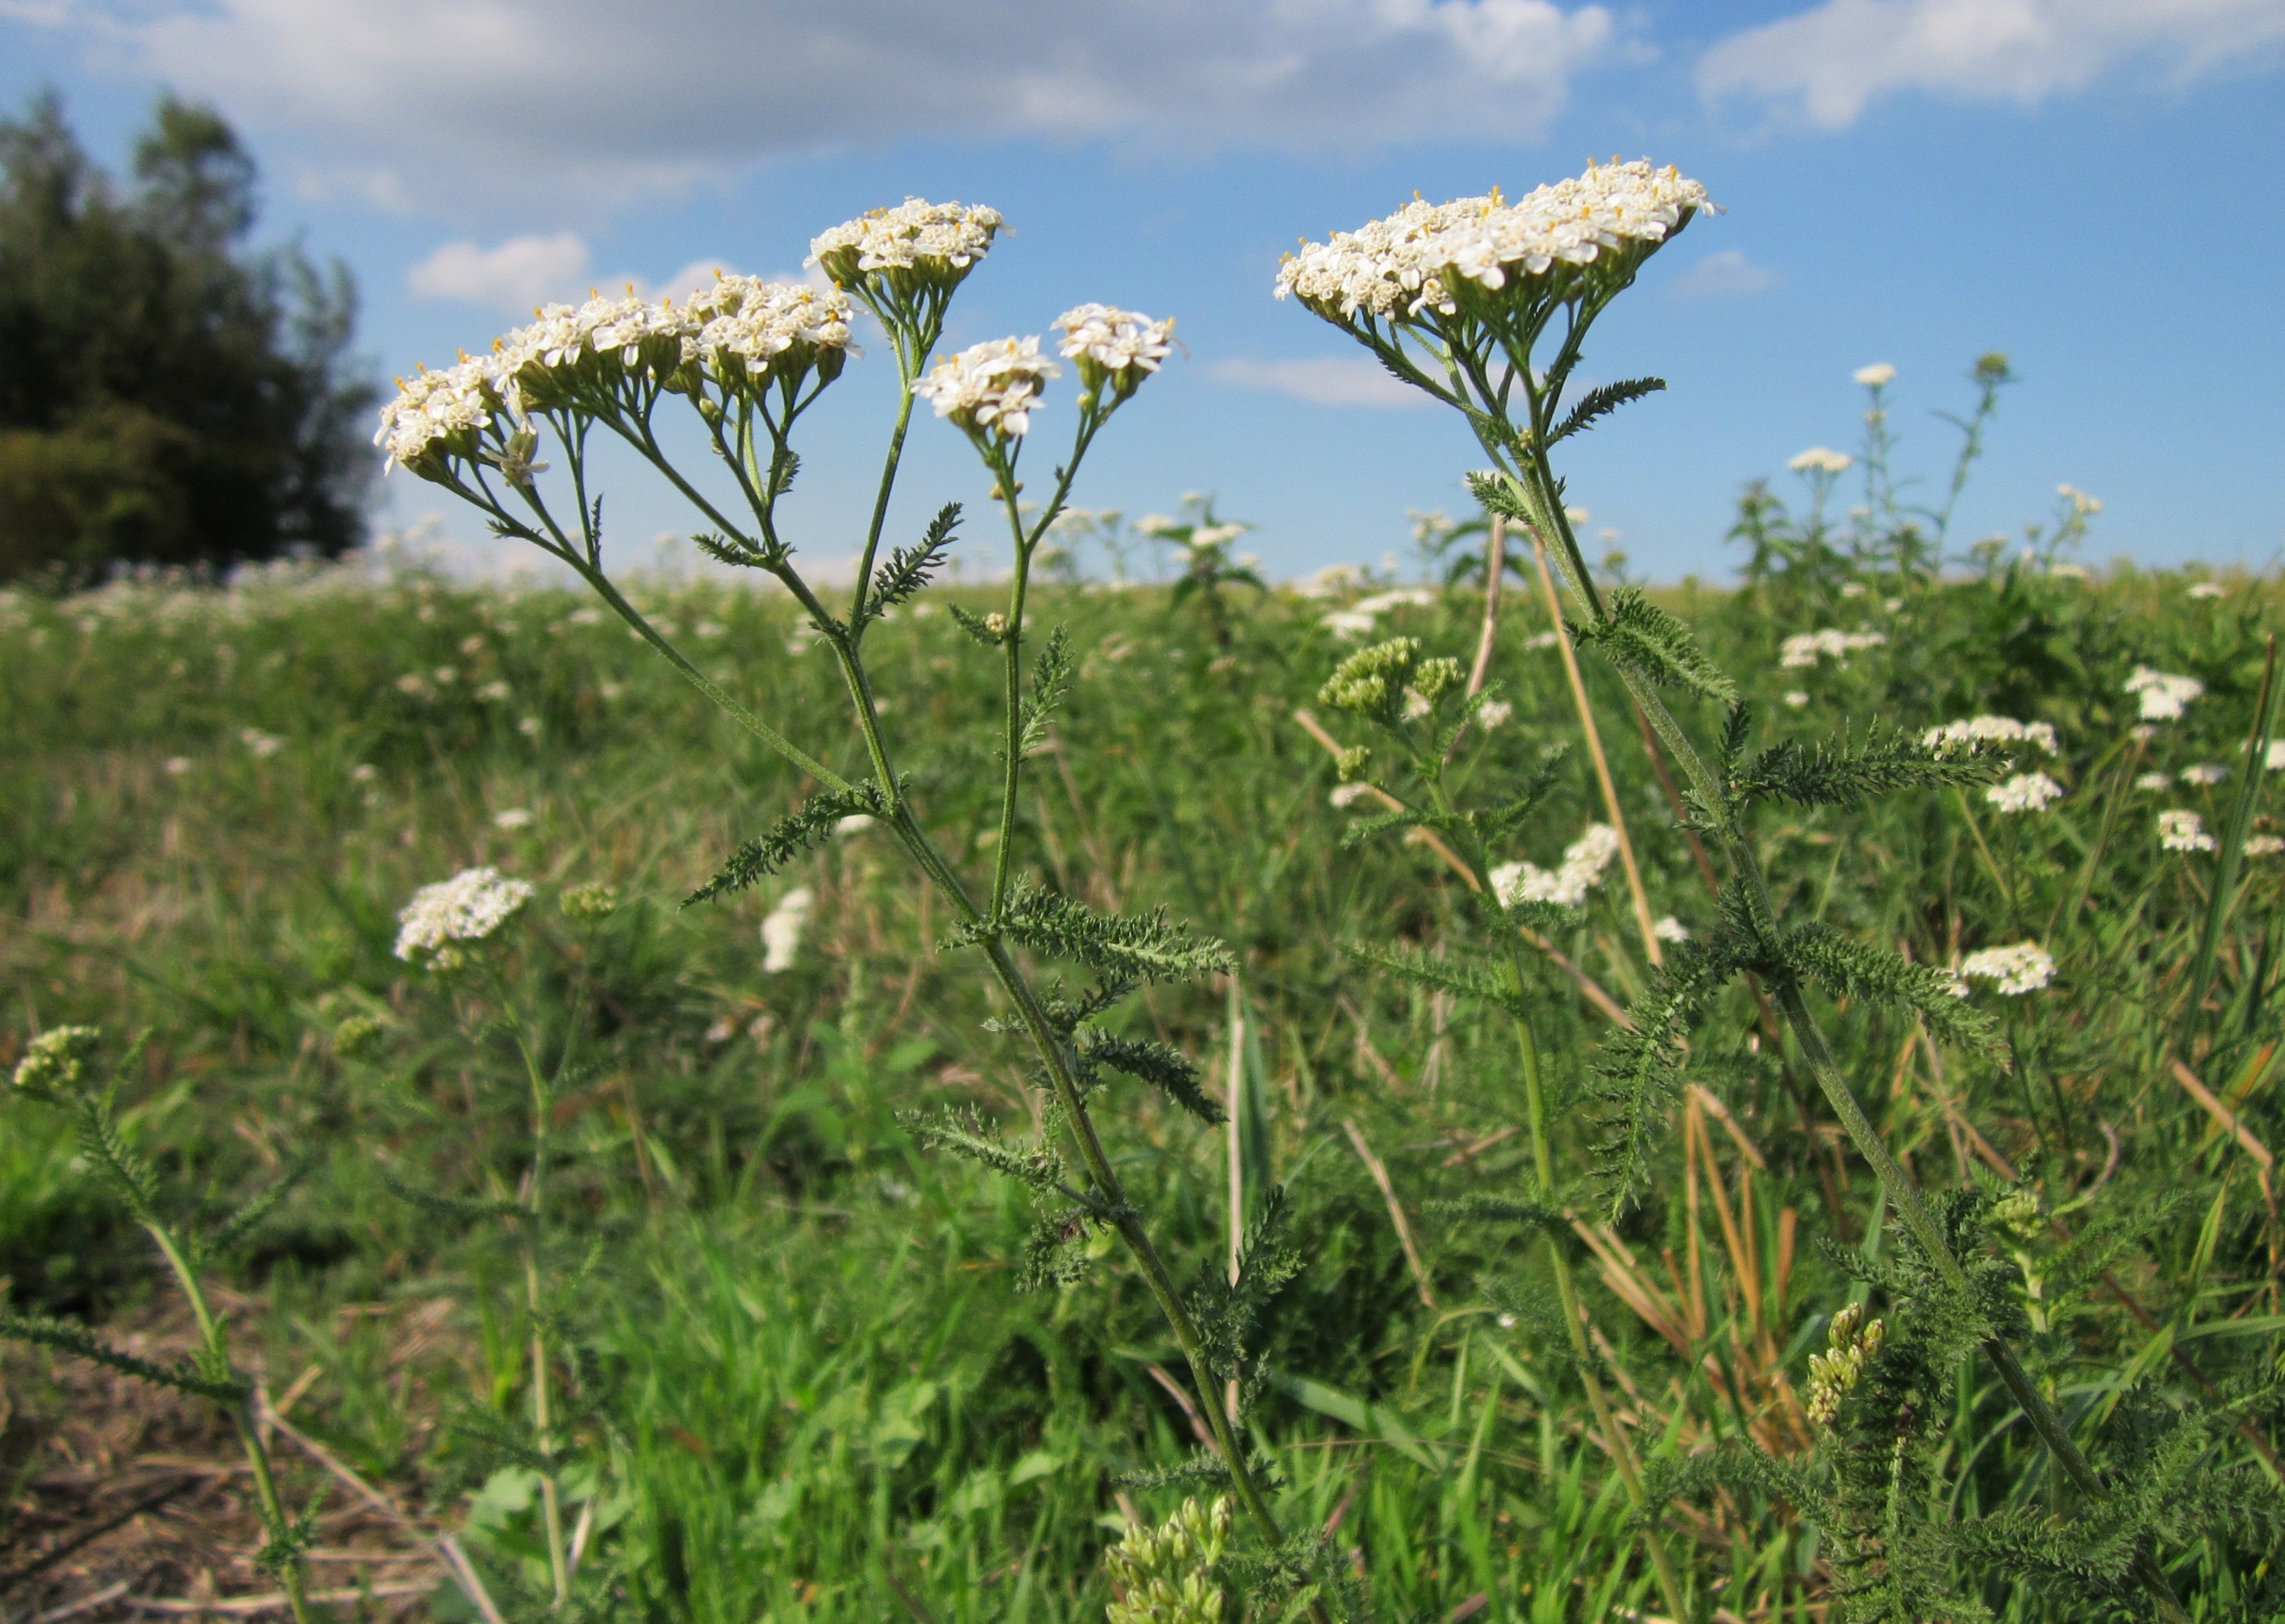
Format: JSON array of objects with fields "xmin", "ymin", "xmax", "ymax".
[{"xmin": 1957, "ymin": 942, "xmax": 2054, "ymax": 996}]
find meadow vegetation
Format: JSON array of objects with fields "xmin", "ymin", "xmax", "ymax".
[{"xmin": 6, "ymin": 168, "xmax": 2285, "ymax": 1622}]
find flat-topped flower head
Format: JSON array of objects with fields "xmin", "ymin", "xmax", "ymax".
[
  {"xmin": 1924, "ymin": 715, "xmax": 2060, "ymax": 757},
  {"xmin": 1789, "ymin": 446, "xmax": 1852, "ymax": 475},
  {"xmin": 2159, "ymin": 809, "xmax": 2216, "ymax": 853},
  {"xmin": 375, "ymin": 353, "xmax": 510, "ymax": 477},
  {"xmin": 491, "ymin": 291, "xmax": 700, "ymax": 415},
  {"xmin": 1489, "ymin": 823, "xmax": 1622, "ymax": 910},
  {"xmin": 680, "ymin": 274, "xmax": 857, "ymax": 395},
  {"xmin": 1053, "ymin": 303, "xmax": 1175, "ymax": 400},
  {"xmin": 1779, "ymin": 628, "xmax": 1885, "ymax": 669},
  {"xmin": 2124, "ymin": 665, "xmax": 2203, "ymax": 722},
  {"xmin": 810, "ymin": 198, "xmax": 1003, "ymax": 300},
  {"xmin": 1987, "ymin": 771, "xmax": 2063, "ymax": 814},
  {"xmin": 394, "ymin": 865, "xmax": 535, "ymax": 962},
  {"xmin": 1276, "ymin": 160, "xmax": 1710, "ymax": 327},
  {"xmin": 1958, "ymin": 942, "xmax": 2055, "ymax": 996},
  {"xmin": 1853, "ymin": 362, "xmax": 1895, "ymax": 388},
  {"xmin": 912, "ymin": 336, "xmax": 1059, "ymax": 441}
]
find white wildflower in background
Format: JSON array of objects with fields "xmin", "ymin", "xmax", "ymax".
[
  {"xmin": 2180, "ymin": 763, "xmax": 2229, "ymax": 787},
  {"xmin": 1788, "ymin": 446, "xmax": 1852, "ymax": 474},
  {"xmin": 2246, "ymin": 835, "xmax": 2285, "ymax": 857},
  {"xmin": 1320, "ymin": 610, "xmax": 1378, "ymax": 639},
  {"xmin": 1779, "ymin": 628, "xmax": 1886, "ymax": 668},
  {"xmin": 1330, "ymin": 783, "xmax": 1373, "ymax": 809},
  {"xmin": 162, "ymin": 757, "xmax": 193, "ymax": 775},
  {"xmin": 1275, "ymin": 160, "xmax": 1710, "ymax": 322},
  {"xmin": 476, "ymin": 680, "xmax": 512, "ymax": 702},
  {"xmin": 1476, "ymin": 699, "xmax": 1513, "ymax": 730},
  {"xmin": 2124, "ymin": 666, "xmax": 2202, "ymax": 721},
  {"xmin": 1853, "ymin": 363, "xmax": 1895, "ymax": 388},
  {"xmin": 809, "ymin": 198, "xmax": 1002, "ymax": 286},
  {"xmin": 761, "ymin": 886, "xmax": 814, "ymax": 974},
  {"xmin": 394, "ymin": 867, "xmax": 534, "ymax": 961},
  {"xmin": 1784, "ymin": 690, "xmax": 1810, "ymax": 709},
  {"xmin": 2136, "ymin": 772, "xmax": 2173, "ymax": 792},
  {"xmin": 1653, "ymin": 916, "xmax": 1690, "ymax": 943},
  {"xmin": 396, "ymin": 672, "xmax": 430, "ymax": 697},
  {"xmin": 1490, "ymin": 823, "xmax": 1621, "ymax": 909},
  {"xmin": 912, "ymin": 336, "xmax": 1059, "ymax": 439},
  {"xmin": 239, "ymin": 727, "xmax": 283, "ymax": 758},
  {"xmin": 2058, "ymin": 484, "xmax": 2102, "ymax": 517},
  {"xmin": 2187, "ymin": 582, "xmax": 2225, "ymax": 600},
  {"xmin": 2268, "ymin": 740, "xmax": 2285, "ymax": 771},
  {"xmin": 2159, "ymin": 810, "xmax": 2216, "ymax": 852},
  {"xmin": 1958, "ymin": 942, "xmax": 2056, "ymax": 996},
  {"xmin": 1987, "ymin": 773, "xmax": 2064, "ymax": 814},
  {"xmin": 517, "ymin": 717, "xmax": 542, "ymax": 738},
  {"xmin": 1839, "ymin": 582, "xmax": 1867, "ymax": 599},
  {"xmin": 2050, "ymin": 563, "xmax": 2091, "ymax": 581},
  {"xmin": 492, "ymin": 808, "xmax": 535, "ymax": 830},
  {"xmin": 835, "ymin": 814, "xmax": 876, "ymax": 835},
  {"xmin": 1923, "ymin": 716, "xmax": 2059, "ymax": 757},
  {"xmin": 351, "ymin": 763, "xmax": 378, "ymax": 783}
]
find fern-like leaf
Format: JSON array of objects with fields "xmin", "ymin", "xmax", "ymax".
[
  {"xmin": 1016, "ymin": 625, "xmax": 1073, "ymax": 756},
  {"xmin": 1188, "ymin": 1186, "xmax": 1302, "ymax": 1382},
  {"xmin": 685, "ymin": 782, "xmax": 890, "ymax": 906},
  {"xmin": 1590, "ymin": 942, "xmax": 1735, "ymax": 1214},
  {"xmin": 376, "ymin": 1167, "xmax": 526, "ymax": 1225},
  {"xmin": 861, "ymin": 502, "xmax": 961, "ymax": 624},
  {"xmin": 1080, "ymin": 1033, "xmax": 1225, "ymax": 1126},
  {"xmin": 952, "ymin": 881, "xmax": 1236, "ymax": 985},
  {"xmin": 1781, "ymin": 924, "xmax": 2002, "ymax": 1057},
  {"xmin": 0, "ymin": 1308, "xmax": 244, "ymax": 1402},
  {"xmin": 1730, "ymin": 726, "xmax": 2000, "ymax": 810},
  {"xmin": 1342, "ymin": 940, "xmax": 1519, "ymax": 1014},
  {"xmin": 1573, "ymin": 588, "xmax": 1738, "ymax": 703},
  {"xmin": 1548, "ymin": 377, "xmax": 1666, "ymax": 446},
  {"xmin": 900, "ymin": 1105, "xmax": 1068, "ymax": 1192}
]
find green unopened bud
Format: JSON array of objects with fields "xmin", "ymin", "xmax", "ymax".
[
  {"xmin": 561, "ymin": 881, "xmax": 620, "ymax": 928},
  {"xmin": 1319, "ymin": 637, "xmax": 1420, "ymax": 717},
  {"xmin": 13, "ymin": 1025, "xmax": 101, "ymax": 1100},
  {"xmin": 1989, "ymin": 1187, "xmax": 2042, "ymax": 1239},
  {"xmin": 426, "ymin": 943, "xmax": 468, "ymax": 977},
  {"xmin": 1413, "ymin": 655, "xmax": 1464, "ymax": 703},
  {"xmin": 1334, "ymin": 746, "xmax": 1372, "ymax": 783},
  {"xmin": 332, "ymin": 1013, "xmax": 387, "ymax": 1063}
]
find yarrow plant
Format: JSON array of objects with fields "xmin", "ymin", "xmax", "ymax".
[
  {"xmin": 1282, "ymin": 157, "xmax": 2201, "ymax": 1619},
  {"xmin": 373, "ymin": 197, "xmax": 1336, "ymax": 1611}
]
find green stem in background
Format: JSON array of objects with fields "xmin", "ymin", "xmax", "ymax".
[{"xmin": 2185, "ymin": 634, "xmax": 2281, "ymax": 1041}]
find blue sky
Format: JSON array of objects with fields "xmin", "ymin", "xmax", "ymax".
[{"xmin": 6, "ymin": 0, "xmax": 2283, "ymax": 582}]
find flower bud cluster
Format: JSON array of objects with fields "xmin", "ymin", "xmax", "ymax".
[
  {"xmin": 393, "ymin": 866, "xmax": 535, "ymax": 963},
  {"xmin": 560, "ymin": 881, "xmax": 620, "ymax": 928},
  {"xmin": 1103, "ymin": 1497, "xmax": 1230, "ymax": 1624},
  {"xmin": 1053, "ymin": 304, "xmax": 1175, "ymax": 400},
  {"xmin": 1276, "ymin": 160, "xmax": 1709, "ymax": 324},
  {"xmin": 1806, "ymin": 1302, "xmax": 1885, "ymax": 1427},
  {"xmin": 913, "ymin": 337, "xmax": 1061, "ymax": 441},
  {"xmin": 12, "ymin": 1024, "xmax": 101, "ymax": 1100},
  {"xmin": 1318, "ymin": 637, "xmax": 1424, "ymax": 719}
]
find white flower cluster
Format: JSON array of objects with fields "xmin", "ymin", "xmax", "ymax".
[
  {"xmin": 1275, "ymin": 160, "xmax": 1710, "ymax": 322},
  {"xmin": 393, "ymin": 866, "xmax": 534, "ymax": 961},
  {"xmin": 1053, "ymin": 303, "xmax": 1175, "ymax": 389},
  {"xmin": 2124, "ymin": 666, "xmax": 2203, "ymax": 721},
  {"xmin": 2058, "ymin": 483, "xmax": 2102, "ymax": 517},
  {"xmin": 1788, "ymin": 446, "xmax": 1852, "ymax": 475},
  {"xmin": 1779, "ymin": 628, "xmax": 1887, "ymax": 668},
  {"xmin": 2180, "ymin": 762, "xmax": 2229, "ymax": 787},
  {"xmin": 912, "ymin": 336, "xmax": 1060, "ymax": 439},
  {"xmin": 761, "ymin": 885, "xmax": 814, "ymax": 974},
  {"xmin": 1958, "ymin": 941, "xmax": 2056, "ymax": 996},
  {"xmin": 1987, "ymin": 772, "xmax": 2064, "ymax": 814},
  {"xmin": 809, "ymin": 198, "xmax": 1002, "ymax": 284},
  {"xmin": 2246, "ymin": 834, "xmax": 2285, "ymax": 857},
  {"xmin": 375, "ymin": 277, "xmax": 859, "ymax": 473},
  {"xmin": 2270, "ymin": 739, "xmax": 2285, "ymax": 772},
  {"xmin": 2187, "ymin": 581, "xmax": 2225, "ymax": 600},
  {"xmin": 1853, "ymin": 363, "xmax": 1895, "ymax": 388},
  {"xmin": 1923, "ymin": 715, "xmax": 2059, "ymax": 757},
  {"xmin": 1489, "ymin": 823, "xmax": 1621, "ymax": 910},
  {"xmin": 1653, "ymin": 915, "xmax": 1690, "ymax": 943},
  {"xmin": 1320, "ymin": 587, "xmax": 1439, "ymax": 640},
  {"xmin": 2159, "ymin": 809, "xmax": 2215, "ymax": 852}
]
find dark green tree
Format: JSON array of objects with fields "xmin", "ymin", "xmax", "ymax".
[{"xmin": 0, "ymin": 90, "xmax": 375, "ymax": 583}]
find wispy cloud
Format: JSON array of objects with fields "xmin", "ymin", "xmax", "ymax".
[
  {"xmin": 1210, "ymin": 357, "xmax": 1430, "ymax": 410},
  {"xmin": 407, "ymin": 234, "xmax": 743, "ymax": 312},
  {"xmin": 1702, "ymin": 0, "xmax": 2285, "ymax": 127},
  {"xmin": 1668, "ymin": 247, "xmax": 1779, "ymax": 299},
  {"xmin": 28, "ymin": 0, "xmax": 1617, "ymax": 206}
]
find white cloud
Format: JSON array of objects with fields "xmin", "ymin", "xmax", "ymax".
[
  {"xmin": 1210, "ymin": 357, "xmax": 1431, "ymax": 410},
  {"xmin": 408, "ymin": 233, "xmax": 592, "ymax": 311},
  {"xmin": 1702, "ymin": 0, "xmax": 2285, "ymax": 127},
  {"xmin": 1669, "ymin": 247, "xmax": 1780, "ymax": 299},
  {"xmin": 29, "ymin": 0, "xmax": 1617, "ymax": 204},
  {"xmin": 406, "ymin": 236, "xmax": 750, "ymax": 312}
]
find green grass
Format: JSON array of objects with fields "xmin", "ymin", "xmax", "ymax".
[{"xmin": 3, "ymin": 548, "xmax": 2282, "ymax": 1620}]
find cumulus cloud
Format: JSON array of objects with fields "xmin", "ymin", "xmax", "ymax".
[
  {"xmin": 407, "ymin": 235, "xmax": 746, "ymax": 312},
  {"xmin": 33, "ymin": 0, "xmax": 1616, "ymax": 204},
  {"xmin": 1702, "ymin": 0, "xmax": 2285, "ymax": 126},
  {"xmin": 1210, "ymin": 357, "xmax": 1431, "ymax": 410},
  {"xmin": 1668, "ymin": 247, "xmax": 1780, "ymax": 299}
]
